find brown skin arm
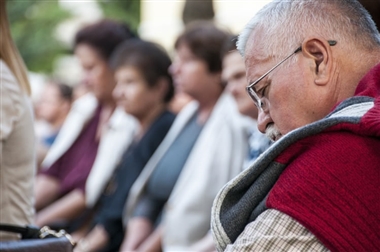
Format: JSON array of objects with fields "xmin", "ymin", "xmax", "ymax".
[
  {"xmin": 35, "ymin": 189, "xmax": 86, "ymax": 227},
  {"xmin": 73, "ymin": 225, "xmax": 109, "ymax": 252},
  {"xmin": 120, "ymin": 217, "xmax": 154, "ymax": 251},
  {"xmin": 136, "ymin": 227, "xmax": 216, "ymax": 252},
  {"xmin": 189, "ymin": 232, "xmax": 217, "ymax": 252},
  {"xmin": 136, "ymin": 224, "xmax": 163, "ymax": 252},
  {"xmin": 34, "ymin": 174, "xmax": 60, "ymax": 211}
]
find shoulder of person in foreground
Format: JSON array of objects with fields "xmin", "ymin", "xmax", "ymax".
[{"xmin": 0, "ymin": 60, "xmax": 30, "ymax": 140}]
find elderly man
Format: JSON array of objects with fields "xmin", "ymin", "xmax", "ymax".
[{"xmin": 211, "ymin": 0, "xmax": 380, "ymax": 251}]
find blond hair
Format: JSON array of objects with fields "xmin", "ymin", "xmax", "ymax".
[{"xmin": 0, "ymin": 0, "xmax": 31, "ymax": 95}]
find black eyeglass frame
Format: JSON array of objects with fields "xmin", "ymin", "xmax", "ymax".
[{"xmin": 246, "ymin": 40, "xmax": 337, "ymax": 111}]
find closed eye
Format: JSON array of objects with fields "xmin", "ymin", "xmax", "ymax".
[{"xmin": 255, "ymin": 81, "xmax": 270, "ymax": 98}]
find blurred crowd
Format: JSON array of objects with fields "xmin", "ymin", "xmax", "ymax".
[
  {"xmin": 1, "ymin": 0, "xmax": 271, "ymax": 250},
  {"xmin": 1, "ymin": 0, "xmax": 379, "ymax": 251},
  {"xmin": 30, "ymin": 18, "xmax": 273, "ymax": 252}
]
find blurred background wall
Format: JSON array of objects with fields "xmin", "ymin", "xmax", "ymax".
[{"xmin": 6, "ymin": 0, "xmax": 272, "ymax": 100}]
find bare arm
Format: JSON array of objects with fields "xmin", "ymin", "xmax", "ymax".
[
  {"xmin": 120, "ymin": 217, "xmax": 154, "ymax": 251},
  {"xmin": 189, "ymin": 232, "xmax": 217, "ymax": 252},
  {"xmin": 74, "ymin": 225, "xmax": 109, "ymax": 252},
  {"xmin": 35, "ymin": 189, "xmax": 86, "ymax": 227},
  {"xmin": 136, "ymin": 224, "xmax": 163, "ymax": 252},
  {"xmin": 34, "ymin": 174, "xmax": 60, "ymax": 211}
]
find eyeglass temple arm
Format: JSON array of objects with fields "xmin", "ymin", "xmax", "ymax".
[
  {"xmin": 247, "ymin": 52, "xmax": 298, "ymax": 88},
  {"xmin": 295, "ymin": 40, "xmax": 337, "ymax": 53},
  {"xmin": 247, "ymin": 40, "xmax": 336, "ymax": 89}
]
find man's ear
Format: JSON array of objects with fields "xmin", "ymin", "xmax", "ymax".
[{"xmin": 301, "ymin": 38, "xmax": 334, "ymax": 86}]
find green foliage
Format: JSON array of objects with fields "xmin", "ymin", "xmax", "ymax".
[
  {"xmin": 98, "ymin": 0, "xmax": 140, "ymax": 34},
  {"xmin": 7, "ymin": 0, "xmax": 72, "ymax": 73},
  {"xmin": 7, "ymin": 0, "xmax": 140, "ymax": 74}
]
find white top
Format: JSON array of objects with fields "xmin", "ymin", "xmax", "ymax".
[
  {"xmin": 125, "ymin": 92, "xmax": 249, "ymax": 250},
  {"xmin": 0, "ymin": 60, "xmax": 36, "ymax": 240}
]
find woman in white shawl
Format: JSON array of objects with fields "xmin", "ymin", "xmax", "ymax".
[{"xmin": 121, "ymin": 21, "xmax": 249, "ymax": 251}]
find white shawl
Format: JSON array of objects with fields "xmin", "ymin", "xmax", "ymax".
[{"xmin": 124, "ymin": 92, "xmax": 248, "ymax": 250}]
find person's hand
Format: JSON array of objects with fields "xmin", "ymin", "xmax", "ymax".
[
  {"xmin": 135, "ymin": 225, "xmax": 163, "ymax": 252},
  {"xmin": 73, "ymin": 225, "xmax": 109, "ymax": 252},
  {"xmin": 189, "ymin": 232, "xmax": 217, "ymax": 252},
  {"xmin": 119, "ymin": 217, "xmax": 153, "ymax": 251},
  {"xmin": 74, "ymin": 238, "xmax": 90, "ymax": 252}
]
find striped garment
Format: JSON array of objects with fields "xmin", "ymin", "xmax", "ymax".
[{"xmin": 224, "ymin": 209, "xmax": 328, "ymax": 252}]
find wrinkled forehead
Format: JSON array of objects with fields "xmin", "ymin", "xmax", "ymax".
[{"xmin": 244, "ymin": 30, "xmax": 273, "ymax": 70}]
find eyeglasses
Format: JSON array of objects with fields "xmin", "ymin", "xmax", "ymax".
[{"xmin": 246, "ymin": 40, "xmax": 337, "ymax": 111}]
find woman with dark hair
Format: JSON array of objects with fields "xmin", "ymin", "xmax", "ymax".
[
  {"xmin": 34, "ymin": 19, "xmax": 138, "ymax": 228},
  {"xmin": 121, "ymin": 21, "xmax": 249, "ymax": 251},
  {"xmin": 74, "ymin": 39, "xmax": 176, "ymax": 252}
]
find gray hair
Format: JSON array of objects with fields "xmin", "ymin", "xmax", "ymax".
[{"xmin": 237, "ymin": 0, "xmax": 380, "ymax": 59}]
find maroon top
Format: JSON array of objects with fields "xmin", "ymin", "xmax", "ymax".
[{"xmin": 40, "ymin": 106, "xmax": 101, "ymax": 196}]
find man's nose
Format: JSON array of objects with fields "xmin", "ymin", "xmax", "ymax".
[{"xmin": 257, "ymin": 108, "xmax": 271, "ymax": 134}]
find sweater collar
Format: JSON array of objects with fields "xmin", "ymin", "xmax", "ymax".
[{"xmin": 355, "ymin": 62, "xmax": 380, "ymax": 98}]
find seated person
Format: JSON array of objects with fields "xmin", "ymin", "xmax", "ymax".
[
  {"xmin": 34, "ymin": 19, "xmax": 138, "ymax": 227},
  {"xmin": 74, "ymin": 39, "xmax": 176, "ymax": 252},
  {"xmin": 34, "ymin": 81, "xmax": 73, "ymax": 167},
  {"xmin": 120, "ymin": 21, "xmax": 249, "ymax": 251},
  {"xmin": 188, "ymin": 35, "xmax": 273, "ymax": 252}
]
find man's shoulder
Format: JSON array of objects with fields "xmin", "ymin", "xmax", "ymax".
[
  {"xmin": 269, "ymin": 126, "xmax": 380, "ymax": 215},
  {"xmin": 224, "ymin": 209, "xmax": 328, "ymax": 252},
  {"xmin": 276, "ymin": 128, "xmax": 379, "ymax": 166},
  {"xmin": 267, "ymin": 128, "xmax": 380, "ymax": 252}
]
